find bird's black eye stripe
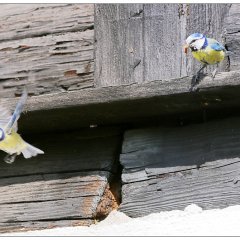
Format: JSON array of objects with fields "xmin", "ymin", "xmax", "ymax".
[
  {"xmin": 190, "ymin": 46, "xmax": 198, "ymax": 52},
  {"xmin": 190, "ymin": 39, "xmax": 197, "ymax": 44}
]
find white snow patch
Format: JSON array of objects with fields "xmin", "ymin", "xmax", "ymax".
[{"xmin": 2, "ymin": 204, "xmax": 240, "ymax": 236}]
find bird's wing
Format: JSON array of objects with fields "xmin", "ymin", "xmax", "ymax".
[
  {"xmin": 208, "ymin": 38, "xmax": 225, "ymax": 51},
  {"xmin": 5, "ymin": 88, "xmax": 28, "ymax": 134},
  {"xmin": 0, "ymin": 106, "xmax": 12, "ymax": 129}
]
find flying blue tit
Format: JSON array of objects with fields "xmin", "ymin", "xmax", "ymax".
[
  {"xmin": 183, "ymin": 33, "xmax": 226, "ymax": 83},
  {"xmin": 0, "ymin": 88, "xmax": 44, "ymax": 164}
]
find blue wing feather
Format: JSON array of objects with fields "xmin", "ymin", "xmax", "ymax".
[
  {"xmin": 210, "ymin": 42, "xmax": 225, "ymax": 51},
  {"xmin": 5, "ymin": 88, "xmax": 27, "ymax": 133}
]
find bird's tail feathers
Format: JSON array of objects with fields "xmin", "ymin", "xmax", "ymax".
[{"xmin": 22, "ymin": 143, "xmax": 44, "ymax": 159}]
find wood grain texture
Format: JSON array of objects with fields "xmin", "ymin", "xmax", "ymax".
[
  {"xmin": 95, "ymin": 4, "xmax": 229, "ymax": 87},
  {"xmin": 1, "ymin": 69, "xmax": 240, "ymax": 134},
  {"xmin": 119, "ymin": 117, "xmax": 240, "ymax": 217},
  {"xmin": 224, "ymin": 4, "xmax": 240, "ymax": 71},
  {"xmin": 143, "ymin": 4, "xmax": 184, "ymax": 80},
  {"xmin": 0, "ymin": 128, "xmax": 121, "ymax": 178},
  {"xmin": 95, "ymin": 4, "xmax": 144, "ymax": 86},
  {"xmin": 0, "ymin": 128, "xmax": 121, "ymax": 232},
  {"xmin": 0, "ymin": 4, "xmax": 94, "ymax": 98},
  {"xmin": 0, "ymin": 219, "xmax": 93, "ymax": 234},
  {"xmin": 0, "ymin": 171, "xmax": 107, "ymax": 233}
]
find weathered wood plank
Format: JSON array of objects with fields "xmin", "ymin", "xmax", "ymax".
[
  {"xmin": 0, "ymin": 4, "xmax": 94, "ymax": 97},
  {"xmin": 143, "ymin": 4, "xmax": 184, "ymax": 80},
  {"xmin": 0, "ymin": 129, "xmax": 121, "ymax": 178},
  {"xmin": 1, "ymin": 70, "xmax": 240, "ymax": 134},
  {"xmin": 95, "ymin": 4, "xmax": 229, "ymax": 86},
  {"xmin": 0, "ymin": 219, "xmax": 93, "ymax": 234},
  {"xmin": 119, "ymin": 117, "xmax": 240, "ymax": 217},
  {"xmin": 0, "ymin": 172, "xmax": 108, "ymax": 223},
  {"xmin": 95, "ymin": 4, "xmax": 144, "ymax": 86},
  {"xmin": 224, "ymin": 4, "xmax": 240, "ymax": 71},
  {"xmin": 0, "ymin": 171, "xmax": 109, "ymax": 204},
  {"xmin": 0, "ymin": 4, "xmax": 94, "ymax": 42}
]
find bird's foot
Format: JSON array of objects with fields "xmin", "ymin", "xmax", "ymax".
[
  {"xmin": 192, "ymin": 74, "xmax": 200, "ymax": 85},
  {"xmin": 4, "ymin": 153, "xmax": 17, "ymax": 164},
  {"xmin": 190, "ymin": 73, "xmax": 206, "ymax": 92},
  {"xmin": 190, "ymin": 84, "xmax": 200, "ymax": 92},
  {"xmin": 190, "ymin": 75, "xmax": 199, "ymax": 92},
  {"xmin": 211, "ymin": 68, "xmax": 218, "ymax": 80}
]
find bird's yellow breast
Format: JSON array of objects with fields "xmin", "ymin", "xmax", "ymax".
[
  {"xmin": 192, "ymin": 47, "xmax": 225, "ymax": 65},
  {"xmin": 0, "ymin": 131, "xmax": 26, "ymax": 155}
]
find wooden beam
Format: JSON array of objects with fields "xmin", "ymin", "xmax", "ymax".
[
  {"xmin": 2, "ymin": 70, "xmax": 240, "ymax": 134},
  {"xmin": 0, "ymin": 4, "xmax": 94, "ymax": 98},
  {"xmin": 225, "ymin": 4, "xmax": 240, "ymax": 71},
  {"xmin": 0, "ymin": 171, "xmax": 107, "ymax": 233},
  {"xmin": 12, "ymin": 70, "xmax": 240, "ymax": 111},
  {"xmin": 119, "ymin": 117, "xmax": 240, "ymax": 217}
]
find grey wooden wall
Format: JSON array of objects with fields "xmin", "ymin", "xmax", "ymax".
[
  {"xmin": 1, "ymin": 3, "xmax": 240, "ymax": 233},
  {"xmin": 94, "ymin": 3, "xmax": 240, "ymax": 218},
  {"xmin": 0, "ymin": 4, "xmax": 94, "ymax": 98},
  {"xmin": 0, "ymin": 4, "xmax": 121, "ymax": 233},
  {"xmin": 119, "ymin": 118, "xmax": 240, "ymax": 217},
  {"xmin": 95, "ymin": 4, "xmax": 229, "ymax": 87},
  {"xmin": 225, "ymin": 4, "xmax": 240, "ymax": 71}
]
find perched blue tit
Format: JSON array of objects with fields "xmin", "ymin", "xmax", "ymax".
[
  {"xmin": 0, "ymin": 88, "xmax": 44, "ymax": 164},
  {"xmin": 183, "ymin": 33, "xmax": 226, "ymax": 83}
]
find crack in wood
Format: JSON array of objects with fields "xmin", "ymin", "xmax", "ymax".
[{"xmin": 5, "ymin": 217, "xmax": 94, "ymax": 224}]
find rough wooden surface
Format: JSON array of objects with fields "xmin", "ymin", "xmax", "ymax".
[
  {"xmin": 0, "ymin": 128, "xmax": 121, "ymax": 177},
  {"xmin": 0, "ymin": 128, "xmax": 121, "ymax": 233},
  {"xmin": 0, "ymin": 4, "xmax": 94, "ymax": 98},
  {"xmin": 0, "ymin": 172, "xmax": 107, "ymax": 229},
  {"xmin": 95, "ymin": 4, "xmax": 144, "ymax": 86},
  {"xmin": 119, "ymin": 117, "xmax": 240, "ymax": 217},
  {"xmin": 224, "ymin": 4, "xmax": 240, "ymax": 71},
  {"xmin": 2, "ymin": 70, "xmax": 240, "ymax": 134},
  {"xmin": 95, "ymin": 4, "xmax": 229, "ymax": 87},
  {"xmin": 0, "ymin": 219, "xmax": 93, "ymax": 234}
]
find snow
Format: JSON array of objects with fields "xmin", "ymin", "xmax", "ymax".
[{"xmin": 2, "ymin": 204, "xmax": 240, "ymax": 236}]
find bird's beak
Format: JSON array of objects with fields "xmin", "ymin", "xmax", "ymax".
[{"xmin": 183, "ymin": 44, "xmax": 189, "ymax": 54}]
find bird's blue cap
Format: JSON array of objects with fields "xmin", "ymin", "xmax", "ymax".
[
  {"xmin": 185, "ymin": 33, "xmax": 206, "ymax": 46},
  {"xmin": 191, "ymin": 33, "xmax": 204, "ymax": 38}
]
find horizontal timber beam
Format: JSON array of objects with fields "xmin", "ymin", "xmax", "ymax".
[{"xmin": 2, "ymin": 70, "xmax": 240, "ymax": 134}]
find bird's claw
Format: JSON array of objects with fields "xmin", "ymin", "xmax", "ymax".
[
  {"xmin": 190, "ymin": 84, "xmax": 199, "ymax": 92},
  {"xmin": 4, "ymin": 153, "xmax": 17, "ymax": 164},
  {"xmin": 193, "ymin": 74, "xmax": 200, "ymax": 85},
  {"xmin": 211, "ymin": 68, "xmax": 218, "ymax": 80},
  {"xmin": 190, "ymin": 73, "xmax": 202, "ymax": 92}
]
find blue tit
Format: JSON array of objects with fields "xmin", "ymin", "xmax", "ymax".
[
  {"xmin": 183, "ymin": 33, "xmax": 226, "ymax": 83},
  {"xmin": 0, "ymin": 88, "xmax": 44, "ymax": 164}
]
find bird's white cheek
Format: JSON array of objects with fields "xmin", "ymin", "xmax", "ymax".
[{"xmin": 194, "ymin": 38, "xmax": 205, "ymax": 49}]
